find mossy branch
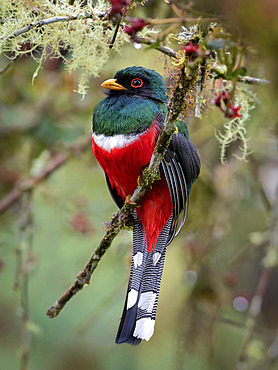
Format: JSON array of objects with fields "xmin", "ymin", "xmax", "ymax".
[
  {"xmin": 46, "ymin": 62, "xmax": 198, "ymax": 319},
  {"xmin": 2, "ymin": 15, "xmax": 88, "ymax": 40},
  {"xmin": 0, "ymin": 8, "xmax": 105, "ymax": 42},
  {"xmin": 134, "ymin": 36, "xmax": 270, "ymax": 85}
]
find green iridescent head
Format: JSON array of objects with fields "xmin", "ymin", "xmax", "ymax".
[{"xmin": 104, "ymin": 66, "xmax": 167, "ymax": 104}]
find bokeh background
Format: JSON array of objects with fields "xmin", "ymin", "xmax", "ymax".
[{"xmin": 0, "ymin": 1, "xmax": 277, "ymax": 369}]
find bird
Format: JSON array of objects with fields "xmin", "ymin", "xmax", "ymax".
[{"xmin": 92, "ymin": 66, "xmax": 200, "ymax": 345}]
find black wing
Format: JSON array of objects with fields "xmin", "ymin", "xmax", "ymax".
[
  {"xmin": 105, "ymin": 174, "xmax": 125, "ymax": 209},
  {"xmin": 162, "ymin": 130, "xmax": 200, "ymax": 244}
]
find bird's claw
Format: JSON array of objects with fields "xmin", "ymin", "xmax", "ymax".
[{"xmin": 125, "ymin": 195, "xmax": 137, "ymax": 206}]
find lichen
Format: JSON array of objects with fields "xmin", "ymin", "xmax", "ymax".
[
  {"xmin": 0, "ymin": 0, "xmax": 130, "ymax": 96},
  {"xmin": 215, "ymin": 88, "xmax": 255, "ymax": 163}
]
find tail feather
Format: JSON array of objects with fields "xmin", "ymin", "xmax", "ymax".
[{"xmin": 115, "ymin": 214, "xmax": 172, "ymax": 345}]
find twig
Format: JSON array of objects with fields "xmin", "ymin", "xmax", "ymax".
[
  {"xmin": 125, "ymin": 17, "xmax": 219, "ymax": 25},
  {"xmin": 0, "ymin": 57, "xmax": 16, "ymax": 73},
  {"xmin": 46, "ymin": 208, "xmax": 131, "ymax": 318},
  {"xmin": 237, "ymin": 75, "xmax": 270, "ymax": 85},
  {"xmin": 109, "ymin": 15, "xmax": 122, "ymax": 49},
  {"xmin": 269, "ymin": 328, "xmax": 278, "ymax": 362},
  {"xmin": 16, "ymin": 190, "xmax": 34, "ymax": 370},
  {"xmin": 0, "ymin": 135, "xmax": 91, "ymax": 214},
  {"xmin": 168, "ymin": 0, "xmax": 193, "ymax": 13},
  {"xmin": 14, "ymin": 192, "xmax": 32, "ymax": 290},
  {"xmin": 133, "ymin": 35, "xmax": 178, "ymax": 58},
  {"xmin": 219, "ymin": 317, "xmax": 276, "ymax": 340},
  {"xmin": 46, "ymin": 63, "xmax": 198, "ymax": 319}
]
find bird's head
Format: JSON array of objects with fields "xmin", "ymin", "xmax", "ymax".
[{"xmin": 101, "ymin": 66, "xmax": 167, "ymax": 104}]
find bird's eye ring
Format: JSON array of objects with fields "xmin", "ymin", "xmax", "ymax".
[{"xmin": 131, "ymin": 78, "xmax": 143, "ymax": 88}]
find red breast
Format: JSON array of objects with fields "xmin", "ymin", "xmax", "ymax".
[{"xmin": 92, "ymin": 122, "xmax": 172, "ymax": 251}]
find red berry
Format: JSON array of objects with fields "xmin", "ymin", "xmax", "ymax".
[
  {"xmin": 211, "ymin": 91, "xmax": 242, "ymax": 119},
  {"xmin": 124, "ymin": 18, "xmax": 148, "ymax": 36},
  {"xmin": 124, "ymin": 25, "xmax": 133, "ymax": 35},
  {"xmin": 182, "ymin": 42, "xmax": 200, "ymax": 58},
  {"xmin": 109, "ymin": 0, "xmax": 130, "ymax": 16}
]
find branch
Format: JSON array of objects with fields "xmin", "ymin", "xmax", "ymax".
[
  {"xmin": 0, "ymin": 11, "xmax": 104, "ymax": 41},
  {"xmin": 237, "ymin": 75, "xmax": 270, "ymax": 85},
  {"xmin": 134, "ymin": 36, "xmax": 270, "ymax": 85},
  {"xmin": 1, "ymin": 16, "xmax": 73, "ymax": 41},
  {"xmin": 46, "ymin": 63, "xmax": 197, "ymax": 319},
  {"xmin": 147, "ymin": 17, "xmax": 219, "ymax": 24},
  {"xmin": 133, "ymin": 35, "xmax": 178, "ymax": 58},
  {"xmin": 0, "ymin": 135, "xmax": 91, "ymax": 214},
  {"xmin": 16, "ymin": 190, "xmax": 34, "ymax": 370},
  {"xmin": 125, "ymin": 16, "xmax": 219, "ymax": 25}
]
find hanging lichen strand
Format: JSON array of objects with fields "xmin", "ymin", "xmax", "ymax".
[
  {"xmin": 0, "ymin": 0, "xmax": 130, "ymax": 97},
  {"xmin": 214, "ymin": 88, "xmax": 255, "ymax": 163}
]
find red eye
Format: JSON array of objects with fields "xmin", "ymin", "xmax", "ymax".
[{"xmin": 131, "ymin": 78, "xmax": 143, "ymax": 88}]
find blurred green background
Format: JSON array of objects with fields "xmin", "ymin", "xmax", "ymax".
[{"xmin": 0, "ymin": 1, "xmax": 278, "ymax": 369}]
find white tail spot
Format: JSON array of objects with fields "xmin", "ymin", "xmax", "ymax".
[
  {"xmin": 133, "ymin": 318, "xmax": 155, "ymax": 341},
  {"xmin": 127, "ymin": 289, "xmax": 138, "ymax": 310},
  {"xmin": 153, "ymin": 252, "xmax": 161, "ymax": 266},
  {"xmin": 133, "ymin": 252, "xmax": 143, "ymax": 269},
  {"xmin": 138, "ymin": 291, "xmax": 156, "ymax": 313}
]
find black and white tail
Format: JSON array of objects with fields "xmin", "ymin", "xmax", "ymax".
[{"xmin": 115, "ymin": 213, "xmax": 172, "ymax": 345}]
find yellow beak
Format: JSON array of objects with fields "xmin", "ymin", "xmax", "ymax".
[{"xmin": 101, "ymin": 78, "xmax": 127, "ymax": 91}]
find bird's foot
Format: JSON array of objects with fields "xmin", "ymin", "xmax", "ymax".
[{"xmin": 124, "ymin": 195, "xmax": 137, "ymax": 206}]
